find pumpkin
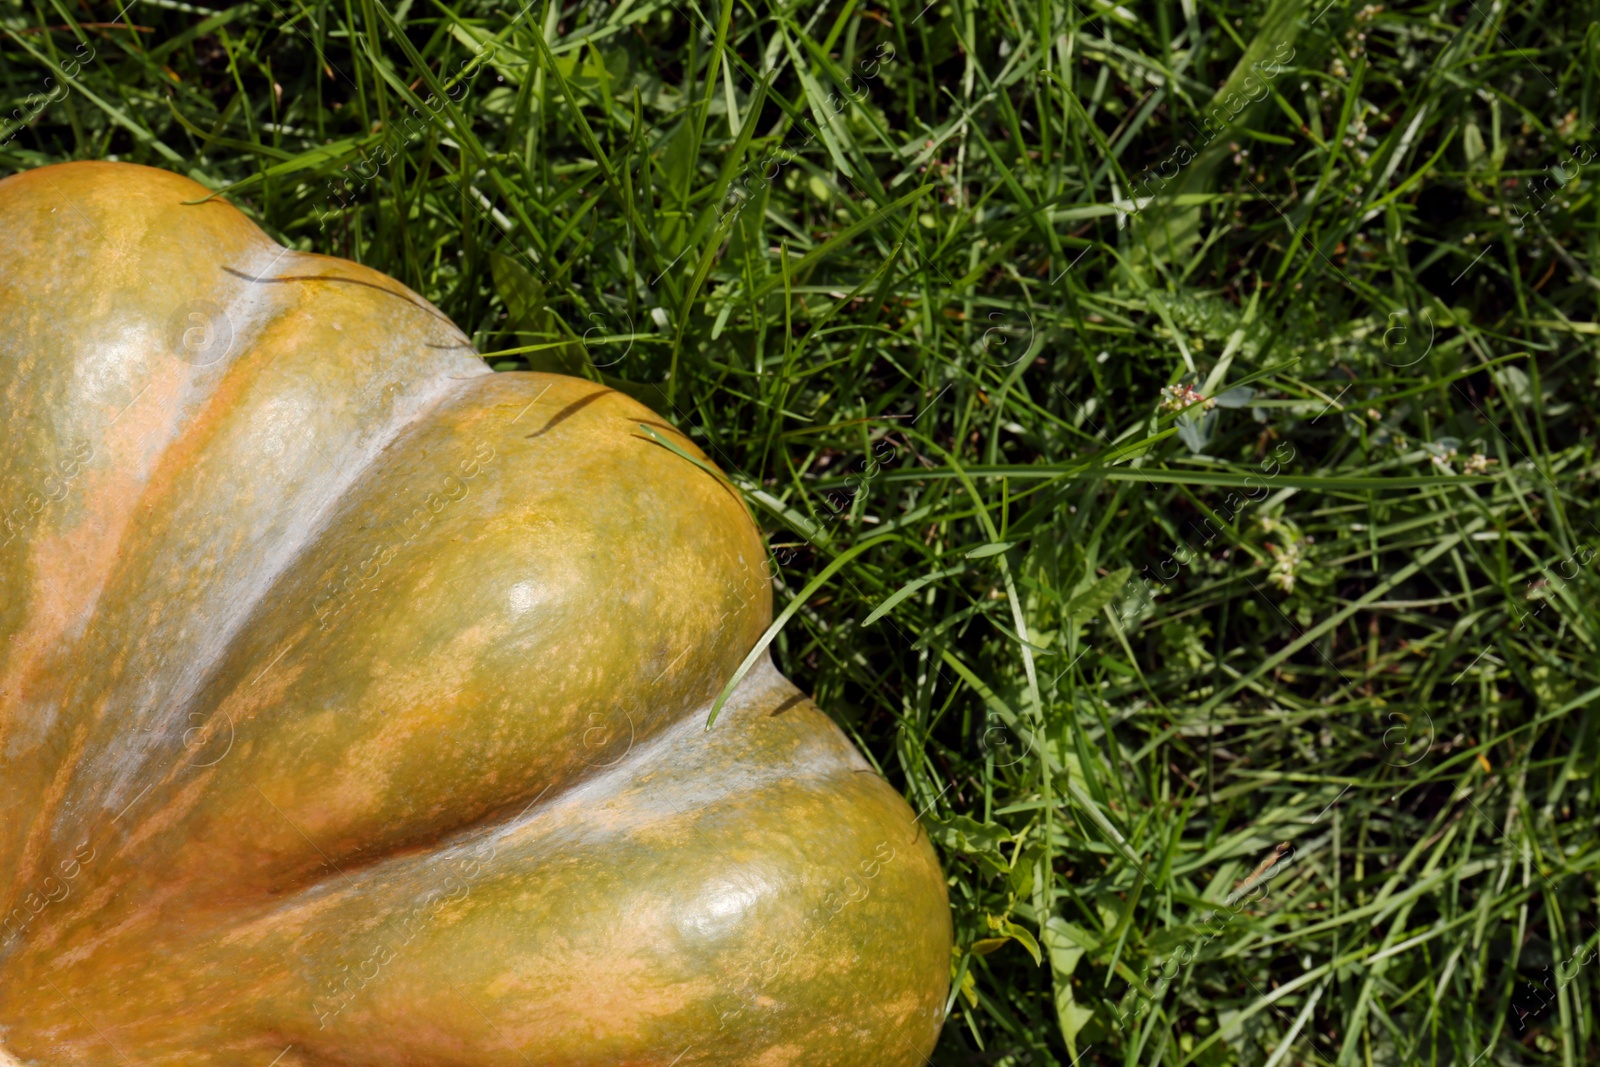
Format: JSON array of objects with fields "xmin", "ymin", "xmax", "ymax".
[{"xmin": 0, "ymin": 162, "xmax": 950, "ymax": 1067}]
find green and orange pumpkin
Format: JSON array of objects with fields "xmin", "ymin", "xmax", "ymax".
[{"xmin": 0, "ymin": 162, "xmax": 950, "ymax": 1066}]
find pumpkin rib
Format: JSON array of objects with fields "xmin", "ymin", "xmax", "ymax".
[
  {"xmin": 5, "ymin": 657, "xmax": 950, "ymax": 1067},
  {"xmin": 28, "ymin": 368, "xmax": 494, "ymax": 914},
  {"xmin": 0, "ymin": 163, "xmax": 493, "ymax": 920},
  {"xmin": 1, "ymin": 354, "xmax": 478, "ymax": 936},
  {"xmin": 0, "ymin": 167, "xmax": 285, "ymax": 765},
  {"xmin": 0, "ymin": 163, "xmax": 308, "ymax": 910},
  {"xmin": 261, "ymin": 658, "xmax": 944, "ymax": 1066},
  {"xmin": 234, "ymin": 656, "xmax": 842, "ymax": 923},
  {"xmin": 6, "ymin": 372, "xmax": 773, "ymax": 948},
  {"xmin": 217, "ymin": 261, "xmax": 468, "ymax": 334},
  {"xmin": 50, "ymin": 357, "xmax": 486, "ymax": 839}
]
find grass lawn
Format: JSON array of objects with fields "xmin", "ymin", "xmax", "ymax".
[{"xmin": 4, "ymin": 0, "xmax": 1598, "ymax": 1062}]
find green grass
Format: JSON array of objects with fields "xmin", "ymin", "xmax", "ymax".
[{"xmin": 5, "ymin": 0, "xmax": 1600, "ymax": 1062}]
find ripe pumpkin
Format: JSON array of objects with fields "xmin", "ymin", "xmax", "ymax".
[{"xmin": 0, "ymin": 162, "xmax": 950, "ymax": 1067}]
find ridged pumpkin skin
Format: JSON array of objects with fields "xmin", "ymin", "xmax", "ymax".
[{"xmin": 0, "ymin": 162, "xmax": 950, "ymax": 1067}]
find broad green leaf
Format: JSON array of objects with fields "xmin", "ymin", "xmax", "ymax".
[
  {"xmin": 996, "ymin": 918, "xmax": 1043, "ymax": 967},
  {"xmin": 1045, "ymin": 917, "xmax": 1098, "ymax": 1049},
  {"xmin": 1065, "ymin": 566, "xmax": 1132, "ymax": 622}
]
